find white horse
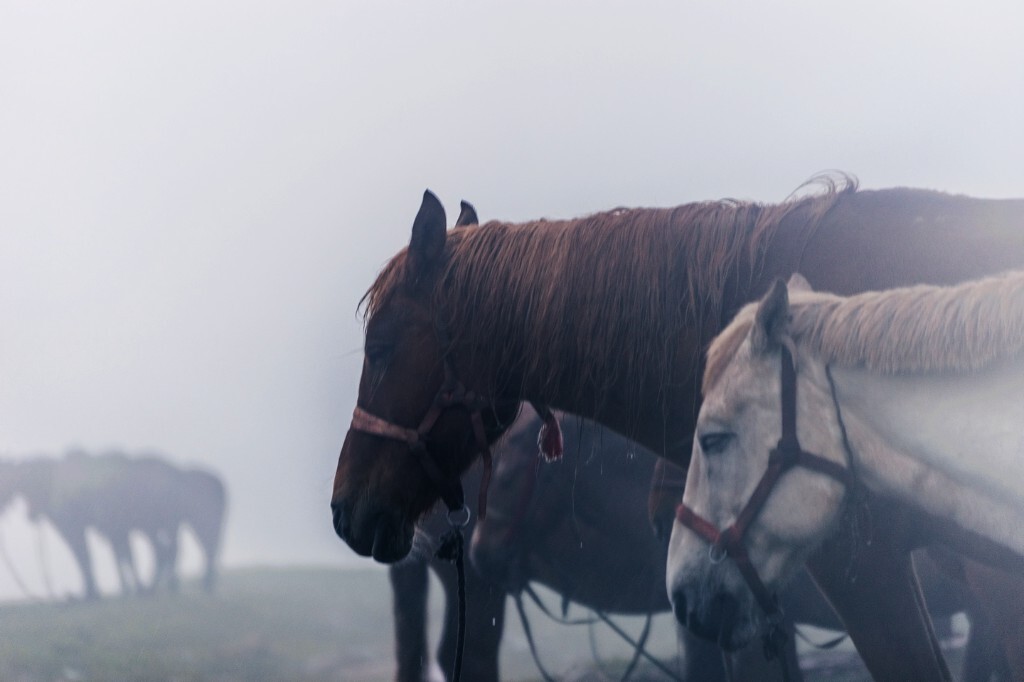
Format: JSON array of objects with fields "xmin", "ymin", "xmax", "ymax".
[{"xmin": 666, "ymin": 271, "xmax": 1024, "ymax": 651}]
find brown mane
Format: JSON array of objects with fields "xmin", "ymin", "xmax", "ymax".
[
  {"xmin": 705, "ymin": 270, "xmax": 1024, "ymax": 392},
  {"xmin": 364, "ymin": 176, "xmax": 856, "ymax": 415}
]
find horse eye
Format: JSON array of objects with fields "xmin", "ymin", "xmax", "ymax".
[
  {"xmin": 699, "ymin": 432, "xmax": 733, "ymax": 455},
  {"xmin": 365, "ymin": 344, "xmax": 393, "ymax": 364}
]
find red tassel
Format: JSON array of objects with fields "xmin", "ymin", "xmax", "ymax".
[{"xmin": 537, "ymin": 411, "xmax": 564, "ymax": 462}]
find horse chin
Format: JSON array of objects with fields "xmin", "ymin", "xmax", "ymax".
[
  {"xmin": 336, "ymin": 500, "xmax": 414, "ymax": 563},
  {"xmin": 682, "ymin": 591, "xmax": 757, "ymax": 652},
  {"xmin": 371, "ymin": 520, "xmax": 413, "ymax": 563}
]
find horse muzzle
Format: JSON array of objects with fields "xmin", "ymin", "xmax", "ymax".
[
  {"xmin": 672, "ymin": 586, "xmax": 753, "ymax": 651},
  {"xmin": 331, "ymin": 497, "xmax": 413, "ymax": 563},
  {"xmin": 469, "ymin": 533, "xmax": 526, "ymax": 592}
]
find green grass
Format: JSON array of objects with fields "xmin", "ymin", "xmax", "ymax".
[
  {"xmin": 0, "ymin": 567, "xmax": 395, "ymax": 682},
  {"xmin": 0, "ymin": 566, "xmax": 964, "ymax": 681}
]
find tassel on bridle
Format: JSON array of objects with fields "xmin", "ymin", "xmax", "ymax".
[{"xmin": 530, "ymin": 402, "xmax": 564, "ymax": 462}]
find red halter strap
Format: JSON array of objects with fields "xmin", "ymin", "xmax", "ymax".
[
  {"xmin": 349, "ymin": 357, "xmax": 495, "ymax": 519},
  {"xmin": 675, "ymin": 344, "xmax": 855, "ymax": 655}
]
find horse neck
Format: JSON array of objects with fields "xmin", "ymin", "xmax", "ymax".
[
  {"xmin": 826, "ymin": 357, "xmax": 1024, "ymax": 556},
  {"xmin": 770, "ymin": 189, "xmax": 1024, "ymax": 297},
  {"xmin": 448, "ymin": 284, "xmax": 713, "ymax": 464}
]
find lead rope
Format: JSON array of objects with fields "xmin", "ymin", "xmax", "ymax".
[
  {"xmin": 519, "ymin": 582, "xmax": 685, "ymax": 681},
  {"xmin": 514, "ymin": 590, "xmax": 559, "ymax": 682},
  {"xmin": 435, "ymin": 507, "xmax": 471, "ymax": 682}
]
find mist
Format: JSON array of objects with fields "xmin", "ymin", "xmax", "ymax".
[{"xmin": 1, "ymin": 0, "xmax": 1022, "ymax": 602}]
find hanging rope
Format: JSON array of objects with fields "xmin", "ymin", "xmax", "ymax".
[
  {"xmin": 435, "ymin": 508, "xmax": 470, "ymax": 682},
  {"xmin": 518, "ymin": 582, "xmax": 684, "ymax": 682}
]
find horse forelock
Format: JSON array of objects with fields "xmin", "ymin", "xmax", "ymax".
[
  {"xmin": 702, "ymin": 311, "xmax": 757, "ymax": 395},
  {"xmin": 362, "ymin": 177, "xmax": 855, "ymax": 415}
]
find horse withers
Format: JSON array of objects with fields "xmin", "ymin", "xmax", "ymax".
[{"xmin": 668, "ymin": 273, "xmax": 1024, "ymax": 660}]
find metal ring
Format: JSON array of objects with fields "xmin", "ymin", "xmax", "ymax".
[
  {"xmin": 708, "ymin": 543, "xmax": 727, "ymax": 564},
  {"xmin": 447, "ymin": 505, "xmax": 471, "ymax": 528}
]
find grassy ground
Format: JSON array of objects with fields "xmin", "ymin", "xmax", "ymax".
[
  {"xmin": 0, "ymin": 566, "xmax": 966, "ymax": 681},
  {"xmin": 0, "ymin": 567, "xmax": 387, "ymax": 681}
]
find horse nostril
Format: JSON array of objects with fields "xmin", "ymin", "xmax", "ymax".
[
  {"xmin": 671, "ymin": 589, "xmax": 688, "ymax": 625},
  {"xmin": 331, "ymin": 501, "xmax": 349, "ymax": 539}
]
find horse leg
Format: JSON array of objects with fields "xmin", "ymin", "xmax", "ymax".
[
  {"xmin": 152, "ymin": 527, "xmax": 179, "ymax": 594},
  {"xmin": 960, "ymin": 598, "xmax": 1003, "ymax": 682},
  {"xmin": 805, "ymin": 525, "xmax": 951, "ymax": 682},
  {"xmin": 189, "ymin": 506, "xmax": 224, "ymax": 593},
  {"xmin": 109, "ymin": 534, "xmax": 138, "ymax": 596},
  {"xmin": 436, "ymin": 558, "xmax": 505, "ymax": 682},
  {"xmin": 389, "ymin": 560, "xmax": 431, "ymax": 682},
  {"xmin": 961, "ymin": 558, "xmax": 1024, "ymax": 682},
  {"xmin": 61, "ymin": 525, "xmax": 99, "ymax": 600},
  {"xmin": 163, "ymin": 529, "xmax": 180, "ymax": 594}
]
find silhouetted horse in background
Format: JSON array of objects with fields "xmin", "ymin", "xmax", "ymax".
[
  {"xmin": 334, "ymin": 179, "xmax": 1024, "ymax": 680},
  {"xmin": 0, "ymin": 451, "xmax": 226, "ymax": 598}
]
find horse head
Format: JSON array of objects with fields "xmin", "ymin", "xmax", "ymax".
[
  {"xmin": 666, "ymin": 276, "xmax": 849, "ymax": 650},
  {"xmin": 471, "ymin": 408, "xmax": 672, "ymax": 613},
  {"xmin": 468, "ymin": 407, "xmax": 546, "ymax": 592},
  {"xmin": 332, "ymin": 192, "xmax": 519, "ymax": 562}
]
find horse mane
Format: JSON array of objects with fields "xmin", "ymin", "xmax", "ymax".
[
  {"xmin": 705, "ymin": 270, "xmax": 1024, "ymax": 391},
  {"xmin": 364, "ymin": 175, "xmax": 856, "ymax": 413}
]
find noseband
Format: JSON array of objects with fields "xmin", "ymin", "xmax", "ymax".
[
  {"xmin": 675, "ymin": 344, "xmax": 856, "ymax": 656},
  {"xmin": 350, "ymin": 353, "xmax": 494, "ymax": 519}
]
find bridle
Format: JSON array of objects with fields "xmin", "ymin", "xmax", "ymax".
[
  {"xmin": 675, "ymin": 343, "xmax": 857, "ymax": 658},
  {"xmin": 349, "ymin": 353, "xmax": 494, "ymax": 520},
  {"xmin": 348, "ymin": 320, "xmax": 563, "ymax": 521}
]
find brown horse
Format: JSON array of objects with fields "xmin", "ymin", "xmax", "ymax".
[
  {"xmin": 332, "ymin": 178, "xmax": 1024, "ymax": 680},
  {"xmin": 0, "ymin": 451, "xmax": 226, "ymax": 598}
]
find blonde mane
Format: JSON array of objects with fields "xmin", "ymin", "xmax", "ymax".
[
  {"xmin": 364, "ymin": 177, "xmax": 854, "ymax": 414},
  {"xmin": 705, "ymin": 270, "xmax": 1024, "ymax": 392}
]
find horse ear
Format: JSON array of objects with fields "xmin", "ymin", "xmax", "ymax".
[
  {"xmin": 787, "ymin": 272, "xmax": 813, "ymax": 293},
  {"xmin": 454, "ymin": 200, "xmax": 479, "ymax": 227},
  {"xmin": 751, "ymin": 278, "xmax": 790, "ymax": 353},
  {"xmin": 407, "ymin": 190, "xmax": 447, "ymax": 285}
]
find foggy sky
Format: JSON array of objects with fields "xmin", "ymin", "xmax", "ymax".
[{"xmin": 1, "ymin": 1, "xmax": 1022, "ymax": 595}]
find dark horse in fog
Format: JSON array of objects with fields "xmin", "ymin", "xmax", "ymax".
[{"xmin": 0, "ymin": 451, "xmax": 226, "ymax": 598}]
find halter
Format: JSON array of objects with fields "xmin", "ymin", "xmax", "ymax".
[
  {"xmin": 675, "ymin": 343, "xmax": 856, "ymax": 658},
  {"xmin": 349, "ymin": 353, "xmax": 494, "ymax": 519}
]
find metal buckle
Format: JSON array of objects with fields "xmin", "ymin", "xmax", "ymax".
[{"xmin": 446, "ymin": 505, "xmax": 471, "ymax": 528}]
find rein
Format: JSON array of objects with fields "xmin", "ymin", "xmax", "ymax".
[
  {"xmin": 675, "ymin": 344, "xmax": 856, "ymax": 668},
  {"xmin": 515, "ymin": 582, "xmax": 684, "ymax": 682}
]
